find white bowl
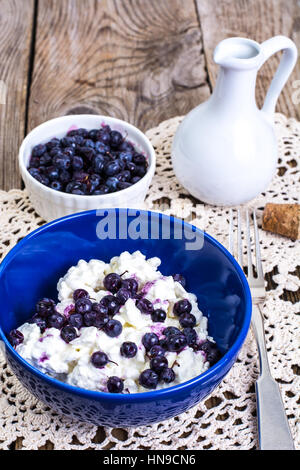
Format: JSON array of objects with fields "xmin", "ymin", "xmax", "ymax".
[{"xmin": 19, "ymin": 115, "xmax": 156, "ymax": 221}]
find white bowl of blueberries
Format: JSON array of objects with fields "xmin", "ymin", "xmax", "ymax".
[{"xmin": 19, "ymin": 115, "xmax": 156, "ymax": 221}]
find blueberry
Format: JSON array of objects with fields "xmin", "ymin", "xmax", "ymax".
[
  {"xmin": 39, "ymin": 153, "xmax": 52, "ymax": 166},
  {"xmin": 72, "ymin": 155, "xmax": 84, "ymax": 171},
  {"xmin": 91, "ymin": 351, "xmax": 109, "ymax": 368},
  {"xmin": 160, "ymin": 368, "xmax": 175, "ymax": 384},
  {"xmin": 9, "ymin": 329, "xmax": 24, "ymax": 347},
  {"xmin": 80, "ymin": 146, "xmax": 96, "ymax": 161},
  {"xmin": 119, "ymin": 151, "xmax": 133, "ymax": 163},
  {"xmin": 131, "ymin": 176, "xmax": 141, "ymax": 184},
  {"xmin": 110, "ymin": 130, "xmax": 123, "ymax": 148},
  {"xmin": 151, "ymin": 309, "xmax": 166, "ymax": 323},
  {"xmin": 126, "ymin": 161, "xmax": 136, "ymax": 173},
  {"xmin": 47, "ymin": 312, "xmax": 66, "ymax": 329},
  {"xmin": 94, "ymin": 312, "xmax": 109, "ymax": 329},
  {"xmin": 167, "ymin": 334, "xmax": 187, "ymax": 352},
  {"xmin": 139, "ymin": 369, "xmax": 159, "ymax": 389},
  {"xmin": 116, "ymin": 288, "xmax": 131, "ymax": 305},
  {"xmin": 118, "ymin": 182, "xmax": 132, "ymax": 190},
  {"xmin": 105, "ymin": 177, "xmax": 119, "ymax": 192},
  {"xmin": 132, "ymin": 153, "xmax": 147, "ymax": 166},
  {"xmin": 97, "ymin": 129, "xmax": 111, "ymax": 145},
  {"xmin": 172, "ymin": 274, "xmax": 186, "ymax": 287},
  {"xmin": 119, "ymin": 141, "xmax": 134, "ymax": 152},
  {"xmin": 104, "ymin": 319, "xmax": 122, "ymax": 337},
  {"xmin": 32, "ymin": 144, "xmax": 47, "ymax": 158},
  {"xmin": 73, "ymin": 171, "xmax": 89, "ymax": 183},
  {"xmin": 159, "ymin": 337, "xmax": 168, "ymax": 350},
  {"xmin": 75, "ymin": 298, "xmax": 92, "ymax": 315},
  {"xmin": 30, "ymin": 314, "xmax": 47, "ymax": 332},
  {"xmin": 93, "ymin": 185, "xmax": 109, "ymax": 195},
  {"xmin": 89, "ymin": 173, "xmax": 101, "ymax": 193},
  {"xmin": 61, "ymin": 136, "xmax": 77, "ymax": 148},
  {"xmin": 142, "ymin": 333, "xmax": 159, "ymax": 351},
  {"xmin": 95, "ymin": 141, "xmax": 110, "ymax": 154},
  {"xmin": 148, "ymin": 345, "xmax": 165, "ymax": 358},
  {"xmin": 36, "ymin": 298, "xmax": 55, "ymax": 317},
  {"xmin": 46, "ymin": 166, "xmax": 60, "ymax": 181},
  {"xmin": 121, "ymin": 278, "xmax": 138, "ymax": 295},
  {"xmin": 107, "ymin": 376, "xmax": 124, "ymax": 393},
  {"xmin": 88, "ymin": 129, "xmax": 99, "ymax": 141},
  {"xmin": 46, "ymin": 138, "xmax": 61, "ymax": 150},
  {"xmin": 34, "ymin": 173, "xmax": 50, "ymax": 186},
  {"xmin": 100, "ymin": 295, "xmax": 120, "ymax": 316},
  {"xmin": 103, "ymin": 273, "xmax": 122, "ymax": 293},
  {"xmin": 28, "ymin": 167, "xmax": 41, "ymax": 178},
  {"xmin": 136, "ymin": 298, "xmax": 154, "ymax": 315},
  {"xmin": 104, "ymin": 160, "xmax": 121, "ymax": 177},
  {"xmin": 60, "ymin": 325, "xmax": 77, "ymax": 343},
  {"xmin": 59, "ymin": 170, "xmax": 71, "ymax": 184},
  {"xmin": 68, "ymin": 313, "xmax": 84, "ymax": 329},
  {"xmin": 179, "ymin": 313, "xmax": 196, "ymax": 328},
  {"xmin": 199, "ymin": 340, "xmax": 221, "ymax": 365},
  {"xmin": 63, "ymin": 147, "xmax": 75, "ymax": 158},
  {"xmin": 133, "ymin": 165, "xmax": 147, "ymax": 178},
  {"xmin": 53, "ymin": 154, "xmax": 72, "ymax": 170},
  {"xmin": 120, "ymin": 341, "xmax": 137, "ymax": 358},
  {"xmin": 150, "ymin": 356, "xmax": 168, "ymax": 373},
  {"xmin": 183, "ymin": 327, "xmax": 198, "ymax": 346},
  {"xmin": 92, "ymin": 302, "xmax": 108, "ymax": 315},
  {"xmin": 116, "ymin": 170, "xmax": 131, "ymax": 182},
  {"xmin": 83, "ymin": 311, "xmax": 97, "ymax": 327},
  {"xmin": 84, "ymin": 139, "xmax": 95, "ymax": 149},
  {"xmin": 162, "ymin": 326, "xmax": 181, "ymax": 337},
  {"xmin": 73, "ymin": 289, "xmax": 89, "ymax": 301},
  {"xmin": 50, "ymin": 180, "xmax": 63, "ymax": 191},
  {"xmin": 173, "ymin": 299, "xmax": 192, "ymax": 316}
]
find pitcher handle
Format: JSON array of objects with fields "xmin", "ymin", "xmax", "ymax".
[{"xmin": 259, "ymin": 36, "xmax": 298, "ymax": 115}]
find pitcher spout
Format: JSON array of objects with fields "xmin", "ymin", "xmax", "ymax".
[{"xmin": 214, "ymin": 37, "xmax": 262, "ymax": 70}]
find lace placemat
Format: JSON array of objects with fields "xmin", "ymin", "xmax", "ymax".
[{"xmin": 0, "ymin": 113, "xmax": 299, "ymax": 450}]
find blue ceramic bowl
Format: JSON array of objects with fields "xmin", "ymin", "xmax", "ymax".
[{"xmin": 0, "ymin": 209, "xmax": 251, "ymax": 427}]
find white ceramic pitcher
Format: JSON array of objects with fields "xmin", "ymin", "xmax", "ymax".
[{"xmin": 172, "ymin": 36, "xmax": 298, "ymax": 206}]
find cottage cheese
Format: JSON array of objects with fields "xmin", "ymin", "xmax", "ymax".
[{"xmin": 16, "ymin": 251, "xmax": 213, "ymax": 393}]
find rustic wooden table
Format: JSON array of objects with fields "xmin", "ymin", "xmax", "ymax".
[{"xmin": 0, "ymin": 0, "xmax": 299, "ymax": 450}]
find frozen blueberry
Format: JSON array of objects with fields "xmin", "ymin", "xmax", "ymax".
[
  {"xmin": 30, "ymin": 314, "xmax": 47, "ymax": 332},
  {"xmin": 9, "ymin": 329, "xmax": 24, "ymax": 347},
  {"xmin": 100, "ymin": 295, "xmax": 120, "ymax": 316},
  {"xmin": 142, "ymin": 333, "xmax": 159, "ymax": 351},
  {"xmin": 50, "ymin": 180, "xmax": 63, "ymax": 191},
  {"xmin": 107, "ymin": 376, "xmax": 124, "ymax": 393},
  {"xmin": 199, "ymin": 340, "xmax": 221, "ymax": 365},
  {"xmin": 136, "ymin": 298, "xmax": 154, "ymax": 315},
  {"xmin": 120, "ymin": 341, "xmax": 138, "ymax": 358},
  {"xmin": 167, "ymin": 334, "xmax": 187, "ymax": 352},
  {"xmin": 183, "ymin": 327, "xmax": 198, "ymax": 346},
  {"xmin": 139, "ymin": 369, "xmax": 159, "ymax": 389},
  {"xmin": 151, "ymin": 309, "xmax": 166, "ymax": 323},
  {"xmin": 60, "ymin": 325, "xmax": 77, "ymax": 343},
  {"xmin": 172, "ymin": 274, "xmax": 186, "ymax": 287},
  {"xmin": 91, "ymin": 351, "xmax": 109, "ymax": 368},
  {"xmin": 160, "ymin": 368, "xmax": 175, "ymax": 384},
  {"xmin": 75, "ymin": 298, "xmax": 92, "ymax": 315},
  {"xmin": 47, "ymin": 312, "xmax": 66, "ymax": 329},
  {"xmin": 104, "ymin": 319, "xmax": 122, "ymax": 338},
  {"xmin": 83, "ymin": 311, "xmax": 97, "ymax": 327},
  {"xmin": 32, "ymin": 144, "xmax": 47, "ymax": 158},
  {"xmin": 163, "ymin": 326, "xmax": 181, "ymax": 337},
  {"xmin": 36, "ymin": 298, "xmax": 56, "ymax": 317},
  {"xmin": 150, "ymin": 356, "xmax": 168, "ymax": 373},
  {"xmin": 73, "ymin": 289, "xmax": 89, "ymax": 301},
  {"xmin": 179, "ymin": 313, "xmax": 196, "ymax": 328},
  {"xmin": 121, "ymin": 278, "xmax": 138, "ymax": 295},
  {"xmin": 116, "ymin": 288, "xmax": 131, "ymax": 305},
  {"xmin": 173, "ymin": 299, "xmax": 192, "ymax": 316},
  {"xmin": 148, "ymin": 345, "xmax": 165, "ymax": 358},
  {"xmin": 103, "ymin": 273, "xmax": 122, "ymax": 293},
  {"xmin": 68, "ymin": 313, "xmax": 84, "ymax": 329}
]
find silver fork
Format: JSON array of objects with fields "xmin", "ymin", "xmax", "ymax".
[{"xmin": 229, "ymin": 209, "xmax": 295, "ymax": 450}]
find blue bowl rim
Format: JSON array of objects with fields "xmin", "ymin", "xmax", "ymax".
[{"xmin": 0, "ymin": 208, "xmax": 252, "ymax": 403}]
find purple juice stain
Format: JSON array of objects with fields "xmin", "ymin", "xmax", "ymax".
[
  {"xmin": 39, "ymin": 352, "xmax": 49, "ymax": 363},
  {"xmin": 39, "ymin": 334, "xmax": 53, "ymax": 343},
  {"xmin": 67, "ymin": 124, "xmax": 78, "ymax": 133},
  {"xmin": 64, "ymin": 304, "xmax": 75, "ymax": 317}
]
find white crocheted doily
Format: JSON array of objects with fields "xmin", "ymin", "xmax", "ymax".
[{"xmin": 0, "ymin": 113, "xmax": 299, "ymax": 450}]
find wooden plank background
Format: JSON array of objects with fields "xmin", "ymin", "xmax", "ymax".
[{"xmin": 0, "ymin": 0, "xmax": 299, "ymax": 450}]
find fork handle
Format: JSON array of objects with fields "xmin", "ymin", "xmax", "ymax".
[{"xmin": 251, "ymin": 305, "xmax": 295, "ymax": 450}]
